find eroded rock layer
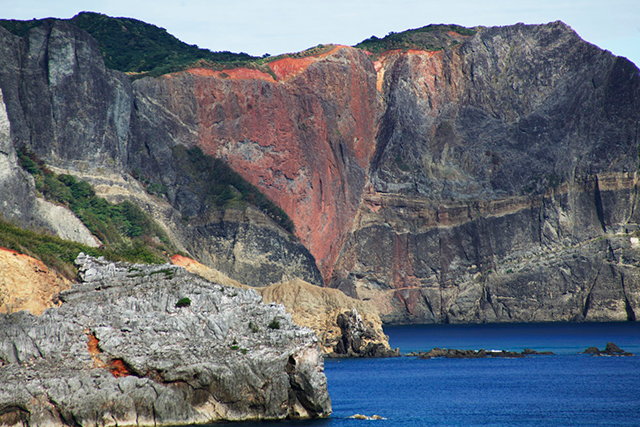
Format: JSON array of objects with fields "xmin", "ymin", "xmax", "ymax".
[{"xmin": 0, "ymin": 254, "xmax": 331, "ymax": 426}]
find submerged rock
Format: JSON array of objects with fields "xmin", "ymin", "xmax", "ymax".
[{"xmin": 0, "ymin": 254, "xmax": 331, "ymax": 426}]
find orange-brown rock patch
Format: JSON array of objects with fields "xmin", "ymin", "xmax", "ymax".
[{"xmin": 0, "ymin": 247, "xmax": 72, "ymax": 315}]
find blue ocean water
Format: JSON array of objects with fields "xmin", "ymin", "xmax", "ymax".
[{"xmin": 217, "ymin": 322, "xmax": 640, "ymax": 427}]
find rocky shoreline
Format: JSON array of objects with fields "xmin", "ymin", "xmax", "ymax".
[{"xmin": 0, "ymin": 254, "xmax": 331, "ymax": 426}]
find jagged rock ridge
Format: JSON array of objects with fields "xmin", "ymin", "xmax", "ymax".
[{"xmin": 0, "ymin": 254, "xmax": 331, "ymax": 426}]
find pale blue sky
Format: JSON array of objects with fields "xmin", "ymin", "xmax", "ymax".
[{"xmin": 2, "ymin": 0, "xmax": 639, "ymax": 67}]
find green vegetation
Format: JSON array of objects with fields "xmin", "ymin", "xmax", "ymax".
[
  {"xmin": 172, "ymin": 145, "xmax": 295, "ymax": 234},
  {"xmin": 268, "ymin": 318, "xmax": 281, "ymax": 330},
  {"xmin": 0, "ymin": 13, "xmax": 475, "ymax": 79},
  {"xmin": 0, "ymin": 12, "xmax": 258, "ymax": 78},
  {"xmin": 0, "ymin": 216, "xmax": 164, "ymax": 280},
  {"xmin": 175, "ymin": 297, "xmax": 191, "ymax": 308},
  {"xmin": 0, "ymin": 216, "xmax": 103, "ymax": 279},
  {"xmin": 6, "ymin": 148, "xmax": 174, "ymax": 279},
  {"xmin": 354, "ymin": 24, "xmax": 476, "ymax": 54},
  {"xmin": 249, "ymin": 321, "xmax": 260, "ymax": 333}
]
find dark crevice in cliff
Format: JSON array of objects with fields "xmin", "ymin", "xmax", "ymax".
[
  {"xmin": 593, "ymin": 176, "xmax": 607, "ymax": 233},
  {"xmin": 620, "ymin": 275, "xmax": 637, "ymax": 322},
  {"xmin": 0, "ymin": 405, "xmax": 30, "ymax": 427},
  {"xmin": 582, "ymin": 268, "xmax": 601, "ymax": 320}
]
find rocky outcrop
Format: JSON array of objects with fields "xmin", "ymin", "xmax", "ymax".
[
  {"xmin": 330, "ymin": 22, "xmax": 640, "ymax": 323},
  {"xmin": 171, "ymin": 254, "xmax": 398, "ymax": 357},
  {"xmin": 259, "ymin": 281, "xmax": 399, "ymax": 357},
  {"xmin": 0, "ymin": 254, "xmax": 331, "ymax": 426},
  {"xmin": 583, "ymin": 342, "xmax": 634, "ymax": 356},
  {"xmin": 332, "ymin": 308, "xmax": 400, "ymax": 358},
  {"xmin": 0, "ymin": 247, "xmax": 71, "ymax": 315}
]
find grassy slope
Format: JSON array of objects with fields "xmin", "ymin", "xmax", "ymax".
[
  {"xmin": 354, "ymin": 24, "xmax": 476, "ymax": 54},
  {"xmin": 2, "ymin": 150, "xmax": 174, "ymax": 280}
]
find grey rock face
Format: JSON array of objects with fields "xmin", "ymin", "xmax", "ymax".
[
  {"xmin": 0, "ymin": 254, "xmax": 331, "ymax": 426},
  {"xmin": 182, "ymin": 208, "xmax": 324, "ymax": 287},
  {"xmin": 331, "ymin": 22, "xmax": 640, "ymax": 324}
]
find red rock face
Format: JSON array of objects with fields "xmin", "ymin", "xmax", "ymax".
[{"xmin": 161, "ymin": 46, "xmax": 380, "ymax": 281}]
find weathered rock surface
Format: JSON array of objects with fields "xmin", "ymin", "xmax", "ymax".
[
  {"xmin": 259, "ymin": 281, "xmax": 399, "ymax": 358},
  {"xmin": 0, "ymin": 247, "xmax": 71, "ymax": 315},
  {"xmin": 130, "ymin": 45, "xmax": 379, "ymax": 282},
  {"xmin": 171, "ymin": 254, "xmax": 398, "ymax": 357},
  {"xmin": 0, "ymin": 254, "xmax": 331, "ymax": 426}
]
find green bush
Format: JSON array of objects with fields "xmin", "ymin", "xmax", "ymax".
[
  {"xmin": 249, "ymin": 321, "xmax": 260, "ymax": 333},
  {"xmin": 354, "ymin": 24, "xmax": 476, "ymax": 54},
  {"xmin": 268, "ymin": 318, "xmax": 281, "ymax": 330},
  {"xmin": 175, "ymin": 297, "xmax": 191, "ymax": 308}
]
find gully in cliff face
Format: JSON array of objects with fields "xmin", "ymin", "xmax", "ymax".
[{"xmin": 0, "ymin": 254, "xmax": 331, "ymax": 426}]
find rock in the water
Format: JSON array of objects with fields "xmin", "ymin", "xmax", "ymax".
[
  {"xmin": 416, "ymin": 347, "xmax": 554, "ymax": 359},
  {"xmin": 332, "ymin": 308, "xmax": 401, "ymax": 358},
  {"xmin": 0, "ymin": 253, "xmax": 331, "ymax": 426},
  {"xmin": 582, "ymin": 342, "xmax": 634, "ymax": 356}
]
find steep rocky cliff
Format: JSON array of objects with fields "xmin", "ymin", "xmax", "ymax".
[
  {"xmin": 0, "ymin": 21, "xmax": 322, "ymax": 287},
  {"xmin": 130, "ymin": 45, "xmax": 379, "ymax": 281},
  {"xmin": 1, "ymin": 18, "xmax": 638, "ymax": 324},
  {"xmin": 330, "ymin": 22, "xmax": 640, "ymax": 323},
  {"xmin": 0, "ymin": 254, "xmax": 331, "ymax": 426}
]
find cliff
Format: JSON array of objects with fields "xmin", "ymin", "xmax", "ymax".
[
  {"xmin": 0, "ymin": 21, "xmax": 323, "ymax": 288},
  {"xmin": 0, "ymin": 18, "xmax": 639, "ymax": 324},
  {"xmin": 0, "ymin": 254, "xmax": 331, "ymax": 425},
  {"xmin": 330, "ymin": 22, "xmax": 640, "ymax": 323}
]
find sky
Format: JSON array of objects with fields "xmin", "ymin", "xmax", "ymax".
[{"xmin": 1, "ymin": 0, "xmax": 639, "ymax": 67}]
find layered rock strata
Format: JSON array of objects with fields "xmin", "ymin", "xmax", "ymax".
[{"xmin": 0, "ymin": 254, "xmax": 331, "ymax": 426}]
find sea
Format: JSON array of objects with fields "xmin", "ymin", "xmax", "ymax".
[{"xmin": 218, "ymin": 322, "xmax": 640, "ymax": 426}]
